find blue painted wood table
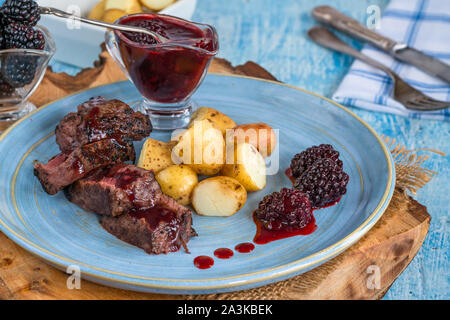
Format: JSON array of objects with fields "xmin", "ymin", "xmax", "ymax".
[
  {"xmin": 2, "ymin": 0, "xmax": 448, "ymax": 299},
  {"xmin": 191, "ymin": 0, "xmax": 448, "ymax": 300}
]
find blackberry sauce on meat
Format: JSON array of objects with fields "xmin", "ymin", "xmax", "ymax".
[
  {"xmin": 55, "ymin": 97, "xmax": 152, "ymax": 152},
  {"xmin": 35, "ymin": 97, "xmax": 195, "ymax": 254},
  {"xmin": 70, "ymin": 164, "xmax": 197, "ymax": 254}
]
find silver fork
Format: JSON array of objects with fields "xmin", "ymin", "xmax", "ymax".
[{"xmin": 308, "ymin": 26, "xmax": 450, "ymax": 111}]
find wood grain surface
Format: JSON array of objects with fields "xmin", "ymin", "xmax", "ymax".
[
  {"xmin": 0, "ymin": 190, "xmax": 430, "ymax": 300},
  {"xmin": 0, "ymin": 50, "xmax": 432, "ymax": 300}
]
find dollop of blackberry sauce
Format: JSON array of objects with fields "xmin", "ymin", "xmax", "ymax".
[
  {"xmin": 253, "ymin": 212, "xmax": 317, "ymax": 245},
  {"xmin": 193, "ymin": 167, "xmax": 343, "ymax": 269}
]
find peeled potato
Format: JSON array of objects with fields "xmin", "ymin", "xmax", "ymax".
[
  {"xmin": 222, "ymin": 143, "xmax": 266, "ymax": 192},
  {"xmin": 156, "ymin": 165, "xmax": 198, "ymax": 205},
  {"xmin": 172, "ymin": 119, "xmax": 225, "ymax": 176},
  {"xmin": 102, "ymin": 9, "xmax": 126, "ymax": 23},
  {"xmin": 191, "ymin": 176, "xmax": 247, "ymax": 217},
  {"xmin": 88, "ymin": 0, "xmax": 107, "ymax": 20},
  {"xmin": 140, "ymin": 0, "xmax": 175, "ymax": 11},
  {"xmin": 230, "ymin": 123, "xmax": 277, "ymax": 157},
  {"xmin": 189, "ymin": 107, "xmax": 236, "ymax": 136},
  {"xmin": 137, "ymin": 138, "xmax": 177, "ymax": 173}
]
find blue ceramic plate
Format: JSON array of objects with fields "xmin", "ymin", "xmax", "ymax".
[{"xmin": 0, "ymin": 74, "xmax": 395, "ymax": 294}]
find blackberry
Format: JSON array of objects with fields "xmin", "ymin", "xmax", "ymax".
[
  {"xmin": 0, "ymin": 74, "xmax": 15, "ymax": 95},
  {"xmin": 0, "ymin": 0, "xmax": 40, "ymax": 26},
  {"xmin": 0, "ymin": 28, "xmax": 4, "ymax": 49},
  {"xmin": 2, "ymin": 54, "xmax": 38, "ymax": 87},
  {"xmin": 255, "ymin": 188, "xmax": 313, "ymax": 230},
  {"xmin": 0, "ymin": 13, "xmax": 5, "ymax": 49},
  {"xmin": 123, "ymin": 20, "xmax": 164, "ymax": 45},
  {"xmin": 290, "ymin": 144, "xmax": 342, "ymax": 179},
  {"xmin": 3, "ymin": 23, "xmax": 44, "ymax": 49},
  {"xmin": 294, "ymin": 158, "xmax": 349, "ymax": 208}
]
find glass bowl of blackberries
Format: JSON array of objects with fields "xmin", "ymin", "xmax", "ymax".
[{"xmin": 0, "ymin": 0, "xmax": 55, "ymax": 130}]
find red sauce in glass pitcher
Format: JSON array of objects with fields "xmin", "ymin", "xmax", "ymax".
[{"xmin": 116, "ymin": 14, "xmax": 218, "ymax": 104}]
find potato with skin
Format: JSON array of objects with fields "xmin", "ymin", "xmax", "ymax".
[
  {"xmin": 156, "ymin": 165, "xmax": 198, "ymax": 205},
  {"xmin": 137, "ymin": 138, "xmax": 177, "ymax": 173},
  {"xmin": 191, "ymin": 176, "xmax": 247, "ymax": 217},
  {"xmin": 189, "ymin": 107, "xmax": 236, "ymax": 136},
  {"xmin": 105, "ymin": 0, "xmax": 142, "ymax": 13},
  {"xmin": 172, "ymin": 119, "xmax": 225, "ymax": 176},
  {"xmin": 230, "ymin": 123, "xmax": 277, "ymax": 157},
  {"xmin": 102, "ymin": 9, "xmax": 126, "ymax": 23},
  {"xmin": 188, "ymin": 162, "xmax": 223, "ymax": 176},
  {"xmin": 222, "ymin": 143, "xmax": 266, "ymax": 192},
  {"xmin": 101, "ymin": 0, "xmax": 142, "ymax": 23},
  {"xmin": 88, "ymin": 0, "xmax": 107, "ymax": 20}
]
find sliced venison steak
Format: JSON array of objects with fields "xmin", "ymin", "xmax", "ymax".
[
  {"xmin": 34, "ymin": 139, "xmax": 135, "ymax": 195},
  {"xmin": 55, "ymin": 97, "xmax": 152, "ymax": 151},
  {"xmin": 65, "ymin": 164, "xmax": 161, "ymax": 217},
  {"xmin": 100, "ymin": 206, "xmax": 196, "ymax": 254},
  {"xmin": 65, "ymin": 164, "xmax": 196, "ymax": 254}
]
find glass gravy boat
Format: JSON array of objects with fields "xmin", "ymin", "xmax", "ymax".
[{"xmin": 106, "ymin": 13, "xmax": 219, "ymax": 130}]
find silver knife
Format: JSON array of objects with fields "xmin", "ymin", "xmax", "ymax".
[{"xmin": 312, "ymin": 5, "xmax": 450, "ymax": 84}]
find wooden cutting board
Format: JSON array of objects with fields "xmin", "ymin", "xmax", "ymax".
[{"xmin": 0, "ymin": 49, "xmax": 432, "ymax": 300}]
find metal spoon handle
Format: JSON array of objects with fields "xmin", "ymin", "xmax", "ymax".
[
  {"xmin": 39, "ymin": 6, "xmax": 168, "ymax": 43},
  {"xmin": 307, "ymin": 26, "xmax": 397, "ymax": 79}
]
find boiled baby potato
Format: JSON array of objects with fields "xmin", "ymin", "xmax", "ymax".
[
  {"xmin": 102, "ymin": 0, "xmax": 142, "ymax": 23},
  {"xmin": 105, "ymin": 0, "xmax": 142, "ymax": 13},
  {"xmin": 231, "ymin": 123, "xmax": 277, "ymax": 157},
  {"xmin": 222, "ymin": 143, "xmax": 266, "ymax": 192},
  {"xmin": 137, "ymin": 138, "xmax": 177, "ymax": 173},
  {"xmin": 140, "ymin": 0, "xmax": 175, "ymax": 11},
  {"xmin": 188, "ymin": 162, "xmax": 224, "ymax": 176},
  {"xmin": 188, "ymin": 107, "xmax": 236, "ymax": 136},
  {"xmin": 156, "ymin": 165, "xmax": 198, "ymax": 205},
  {"xmin": 172, "ymin": 119, "xmax": 225, "ymax": 176},
  {"xmin": 88, "ymin": 0, "xmax": 107, "ymax": 20},
  {"xmin": 191, "ymin": 176, "xmax": 247, "ymax": 217},
  {"xmin": 102, "ymin": 9, "xmax": 126, "ymax": 23}
]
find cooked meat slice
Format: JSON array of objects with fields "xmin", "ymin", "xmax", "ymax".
[
  {"xmin": 64, "ymin": 164, "xmax": 196, "ymax": 254},
  {"xmin": 100, "ymin": 206, "xmax": 196, "ymax": 254},
  {"xmin": 64, "ymin": 164, "xmax": 161, "ymax": 217},
  {"xmin": 34, "ymin": 139, "xmax": 135, "ymax": 195},
  {"xmin": 55, "ymin": 97, "xmax": 152, "ymax": 151}
]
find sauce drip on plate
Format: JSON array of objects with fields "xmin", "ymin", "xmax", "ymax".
[
  {"xmin": 214, "ymin": 248, "xmax": 234, "ymax": 259},
  {"xmin": 194, "ymin": 255, "xmax": 214, "ymax": 269},
  {"xmin": 235, "ymin": 242, "xmax": 255, "ymax": 253}
]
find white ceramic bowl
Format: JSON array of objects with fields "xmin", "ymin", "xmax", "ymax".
[{"xmin": 36, "ymin": 0, "xmax": 197, "ymax": 68}]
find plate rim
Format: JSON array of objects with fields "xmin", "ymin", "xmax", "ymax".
[{"xmin": 0, "ymin": 74, "xmax": 395, "ymax": 291}]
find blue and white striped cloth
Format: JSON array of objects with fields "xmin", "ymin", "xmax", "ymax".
[{"xmin": 333, "ymin": 0, "xmax": 450, "ymax": 121}]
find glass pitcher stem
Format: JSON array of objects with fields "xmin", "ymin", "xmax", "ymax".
[{"xmin": 135, "ymin": 98, "xmax": 196, "ymax": 130}]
